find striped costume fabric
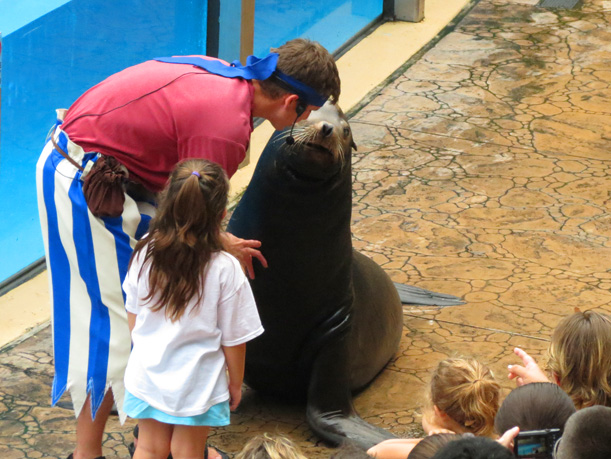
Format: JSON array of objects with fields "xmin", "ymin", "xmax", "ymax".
[{"xmin": 36, "ymin": 111, "xmax": 155, "ymax": 423}]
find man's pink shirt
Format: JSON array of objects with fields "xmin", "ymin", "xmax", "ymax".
[{"xmin": 63, "ymin": 58, "xmax": 254, "ymax": 192}]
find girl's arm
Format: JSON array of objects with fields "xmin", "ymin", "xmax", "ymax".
[
  {"xmin": 222, "ymin": 343, "xmax": 246, "ymax": 410},
  {"xmin": 127, "ymin": 312, "xmax": 137, "ymax": 336},
  {"xmin": 367, "ymin": 439, "xmax": 421, "ymax": 459}
]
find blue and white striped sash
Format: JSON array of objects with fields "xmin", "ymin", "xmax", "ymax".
[{"xmin": 36, "ymin": 113, "xmax": 155, "ymax": 422}]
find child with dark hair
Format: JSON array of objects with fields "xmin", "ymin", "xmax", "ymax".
[
  {"xmin": 431, "ymin": 436, "xmax": 515, "ymax": 459},
  {"xmin": 554, "ymin": 405, "xmax": 611, "ymax": 459},
  {"xmin": 408, "ymin": 434, "xmax": 464, "ymax": 459},
  {"xmin": 122, "ymin": 159, "xmax": 264, "ymax": 459},
  {"xmin": 494, "ymin": 382, "xmax": 576, "ymax": 435}
]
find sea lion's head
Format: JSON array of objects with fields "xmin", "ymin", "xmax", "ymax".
[{"xmin": 277, "ymin": 102, "xmax": 357, "ymax": 182}]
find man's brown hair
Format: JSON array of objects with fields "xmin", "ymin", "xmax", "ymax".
[{"xmin": 259, "ymin": 38, "xmax": 340, "ymax": 104}]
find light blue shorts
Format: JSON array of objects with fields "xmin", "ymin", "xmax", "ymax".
[{"xmin": 123, "ymin": 390, "xmax": 230, "ymax": 426}]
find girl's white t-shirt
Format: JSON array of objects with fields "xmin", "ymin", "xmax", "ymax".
[{"xmin": 122, "ymin": 250, "xmax": 263, "ymax": 417}]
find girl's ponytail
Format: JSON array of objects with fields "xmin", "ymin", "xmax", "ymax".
[
  {"xmin": 132, "ymin": 159, "xmax": 229, "ymax": 321},
  {"xmin": 429, "ymin": 358, "xmax": 501, "ymax": 437}
]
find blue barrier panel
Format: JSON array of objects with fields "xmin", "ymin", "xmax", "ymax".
[
  {"xmin": 254, "ymin": 0, "xmax": 382, "ymax": 56},
  {"xmin": 0, "ymin": 0, "xmax": 207, "ymax": 284},
  {"xmin": 0, "ymin": 0, "xmax": 382, "ymax": 285}
]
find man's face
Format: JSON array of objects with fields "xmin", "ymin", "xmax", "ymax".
[{"xmin": 270, "ymin": 100, "xmax": 321, "ymax": 131}]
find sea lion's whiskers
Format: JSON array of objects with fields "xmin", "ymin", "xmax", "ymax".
[
  {"xmin": 276, "ymin": 130, "xmax": 291, "ymax": 141},
  {"xmin": 294, "ymin": 128, "xmax": 316, "ymax": 145}
]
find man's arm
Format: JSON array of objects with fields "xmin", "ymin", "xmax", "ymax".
[{"xmin": 220, "ymin": 232, "xmax": 268, "ymax": 279}]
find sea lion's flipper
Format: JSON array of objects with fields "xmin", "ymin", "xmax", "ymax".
[
  {"xmin": 306, "ymin": 331, "xmax": 396, "ymax": 449},
  {"xmin": 307, "ymin": 406, "xmax": 396, "ymax": 449},
  {"xmin": 393, "ymin": 282, "xmax": 465, "ymax": 306}
]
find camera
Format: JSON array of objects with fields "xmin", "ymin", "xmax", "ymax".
[{"xmin": 514, "ymin": 428, "xmax": 562, "ymax": 458}]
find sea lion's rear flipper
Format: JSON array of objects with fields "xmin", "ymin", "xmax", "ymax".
[
  {"xmin": 306, "ymin": 331, "xmax": 396, "ymax": 449},
  {"xmin": 393, "ymin": 282, "xmax": 465, "ymax": 306}
]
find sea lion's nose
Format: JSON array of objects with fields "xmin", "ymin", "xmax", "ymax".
[{"xmin": 321, "ymin": 123, "xmax": 334, "ymax": 138}]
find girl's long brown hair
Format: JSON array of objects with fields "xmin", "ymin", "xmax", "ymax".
[{"xmin": 131, "ymin": 159, "xmax": 229, "ymax": 321}]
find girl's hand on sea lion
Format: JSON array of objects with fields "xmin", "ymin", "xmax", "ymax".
[{"xmin": 220, "ymin": 232, "xmax": 268, "ymax": 279}]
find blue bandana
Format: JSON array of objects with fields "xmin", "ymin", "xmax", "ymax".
[{"xmin": 153, "ymin": 53, "xmax": 328, "ymax": 107}]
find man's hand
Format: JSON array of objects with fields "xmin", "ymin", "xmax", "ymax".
[
  {"xmin": 508, "ymin": 347, "xmax": 550, "ymax": 386},
  {"xmin": 220, "ymin": 232, "xmax": 268, "ymax": 279}
]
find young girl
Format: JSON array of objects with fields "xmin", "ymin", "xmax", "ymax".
[
  {"xmin": 423, "ymin": 357, "xmax": 501, "ymax": 437},
  {"xmin": 368, "ymin": 358, "xmax": 501, "ymax": 459},
  {"xmin": 122, "ymin": 159, "xmax": 264, "ymax": 459}
]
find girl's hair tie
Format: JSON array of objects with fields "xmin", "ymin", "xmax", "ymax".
[{"xmin": 191, "ymin": 171, "xmax": 201, "ymax": 177}]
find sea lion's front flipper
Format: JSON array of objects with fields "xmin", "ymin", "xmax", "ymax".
[
  {"xmin": 305, "ymin": 332, "xmax": 396, "ymax": 449},
  {"xmin": 393, "ymin": 282, "xmax": 465, "ymax": 306}
]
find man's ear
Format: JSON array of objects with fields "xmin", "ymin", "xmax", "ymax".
[{"xmin": 283, "ymin": 93, "xmax": 300, "ymax": 110}]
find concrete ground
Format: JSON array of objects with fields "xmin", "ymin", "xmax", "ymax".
[{"xmin": 1, "ymin": 0, "xmax": 610, "ymax": 457}]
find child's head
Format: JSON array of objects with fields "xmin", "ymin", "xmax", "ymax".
[
  {"xmin": 494, "ymin": 382, "xmax": 576, "ymax": 435},
  {"xmin": 234, "ymin": 433, "xmax": 307, "ymax": 459},
  {"xmin": 156, "ymin": 158, "xmax": 229, "ymax": 245},
  {"xmin": 133, "ymin": 159, "xmax": 229, "ymax": 320},
  {"xmin": 408, "ymin": 434, "xmax": 464, "ymax": 459},
  {"xmin": 554, "ymin": 405, "xmax": 611, "ymax": 459},
  {"xmin": 546, "ymin": 309, "xmax": 611, "ymax": 409},
  {"xmin": 430, "ymin": 435, "xmax": 514, "ymax": 459},
  {"xmin": 426, "ymin": 358, "xmax": 501, "ymax": 437}
]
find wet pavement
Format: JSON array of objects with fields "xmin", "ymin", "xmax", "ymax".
[{"xmin": 1, "ymin": 0, "xmax": 610, "ymax": 457}]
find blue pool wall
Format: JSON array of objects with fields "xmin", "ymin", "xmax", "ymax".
[{"xmin": 0, "ymin": 0, "xmax": 382, "ymax": 285}]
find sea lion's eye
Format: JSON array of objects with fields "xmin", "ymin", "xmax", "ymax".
[{"xmin": 343, "ymin": 127, "xmax": 350, "ymax": 137}]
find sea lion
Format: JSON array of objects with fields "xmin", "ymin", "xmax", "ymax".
[{"xmin": 227, "ymin": 103, "xmax": 461, "ymax": 449}]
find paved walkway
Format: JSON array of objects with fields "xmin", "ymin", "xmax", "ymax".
[{"xmin": 1, "ymin": 0, "xmax": 610, "ymax": 457}]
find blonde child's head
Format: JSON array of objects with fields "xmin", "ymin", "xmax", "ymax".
[
  {"xmin": 425, "ymin": 358, "xmax": 501, "ymax": 437},
  {"xmin": 234, "ymin": 433, "xmax": 307, "ymax": 459},
  {"xmin": 547, "ymin": 309, "xmax": 611, "ymax": 409},
  {"xmin": 132, "ymin": 159, "xmax": 229, "ymax": 321}
]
